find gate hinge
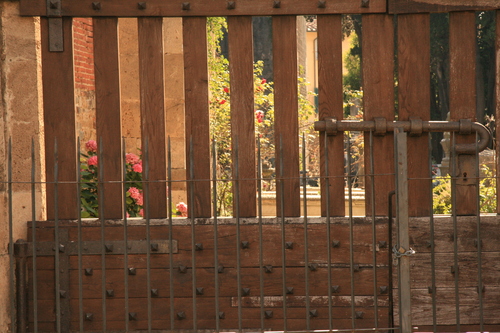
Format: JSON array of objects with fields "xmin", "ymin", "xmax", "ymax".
[{"xmin": 46, "ymin": 0, "xmax": 63, "ymax": 52}]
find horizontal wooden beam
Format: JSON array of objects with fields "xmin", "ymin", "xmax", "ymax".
[
  {"xmin": 389, "ymin": 0, "xmax": 499, "ymax": 14},
  {"xmin": 20, "ymin": 0, "xmax": 386, "ymax": 17}
]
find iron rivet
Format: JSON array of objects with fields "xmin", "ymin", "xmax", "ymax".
[
  {"xmin": 360, "ymin": 0, "xmax": 369, "ymax": 8},
  {"xmin": 195, "ymin": 243, "xmax": 203, "ymax": 251},
  {"xmin": 106, "ymin": 289, "xmax": 114, "ymax": 297},
  {"xmin": 309, "ymin": 309, "xmax": 318, "ymax": 317},
  {"xmin": 353, "ymin": 264, "xmax": 360, "ymax": 272},
  {"xmin": 151, "ymin": 243, "xmax": 159, "ymax": 251},
  {"xmin": 105, "ymin": 244, "xmax": 113, "ymax": 253},
  {"xmin": 60, "ymin": 269, "xmax": 64, "ymax": 273},
  {"xmin": 179, "ymin": 265, "xmax": 187, "ymax": 274},
  {"xmin": 273, "ymin": 0, "xmax": 281, "ymax": 8},
  {"xmin": 264, "ymin": 265, "xmax": 273, "ymax": 273},
  {"xmin": 177, "ymin": 311, "xmax": 186, "ymax": 320},
  {"xmin": 449, "ymin": 233, "xmax": 455, "ymax": 241},
  {"xmin": 59, "ymin": 290, "xmax": 67, "ymax": 298},
  {"xmin": 138, "ymin": 2, "xmax": 147, "ymax": 9},
  {"xmin": 196, "ymin": 287, "xmax": 204, "ymax": 295},
  {"xmin": 218, "ymin": 265, "xmax": 225, "ymax": 273},
  {"xmin": 242, "ymin": 287, "xmax": 251, "ymax": 296},
  {"xmin": 451, "ymin": 265, "xmax": 457, "ymax": 274},
  {"xmin": 285, "ymin": 242, "xmax": 293, "ymax": 249},
  {"xmin": 85, "ymin": 268, "xmax": 93, "ymax": 276},
  {"xmin": 474, "ymin": 239, "xmax": 481, "ymax": 248},
  {"xmin": 128, "ymin": 267, "xmax": 137, "ymax": 275},
  {"xmin": 61, "ymin": 311, "xmax": 65, "ymax": 315},
  {"xmin": 477, "ymin": 285, "xmax": 486, "ymax": 293},
  {"xmin": 181, "ymin": 2, "xmax": 190, "ymax": 10},
  {"xmin": 49, "ymin": 1, "xmax": 58, "ymax": 9},
  {"xmin": 129, "ymin": 312, "xmax": 137, "ymax": 321},
  {"xmin": 317, "ymin": 0, "xmax": 326, "ymax": 8},
  {"xmin": 264, "ymin": 310, "xmax": 273, "ymax": 319},
  {"xmin": 59, "ymin": 244, "xmax": 65, "ymax": 253},
  {"xmin": 219, "ymin": 311, "xmax": 225, "ymax": 319},
  {"xmin": 151, "ymin": 289, "xmax": 159, "ymax": 297},
  {"xmin": 379, "ymin": 286, "xmax": 388, "ymax": 294},
  {"xmin": 241, "ymin": 241, "xmax": 250, "ymax": 249},
  {"xmin": 332, "ymin": 240, "xmax": 340, "ymax": 248},
  {"xmin": 286, "ymin": 286, "xmax": 294, "ymax": 294},
  {"xmin": 309, "ymin": 263, "xmax": 318, "ymax": 271},
  {"xmin": 332, "ymin": 285, "xmax": 340, "ymax": 293},
  {"xmin": 128, "ymin": 244, "xmax": 132, "ymax": 249},
  {"xmin": 378, "ymin": 241, "xmax": 387, "ymax": 248},
  {"xmin": 227, "ymin": 1, "xmax": 236, "ymax": 9},
  {"xmin": 85, "ymin": 313, "xmax": 93, "ymax": 321},
  {"xmin": 84, "ymin": 246, "xmax": 88, "ymax": 251},
  {"xmin": 355, "ymin": 311, "xmax": 364, "ymax": 319},
  {"xmin": 428, "ymin": 286, "xmax": 434, "ymax": 294},
  {"xmin": 426, "ymin": 241, "xmax": 433, "ymax": 248},
  {"xmin": 92, "ymin": 2, "xmax": 101, "ymax": 10}
]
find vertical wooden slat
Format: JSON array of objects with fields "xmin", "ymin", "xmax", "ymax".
[
  {"xmin": 449, "ymin": 11, "xmax": 477, "ymax": 216},
  {"xmin": 496, "ymin": 10, "xmax": 500, "ymax": 214},
  {"xmin": 317, "ymin": 15, "xmax": 345, "ymax": 217},
  {"xmin": 398, "ymin": 14, "xmax": 431, "ymax": 217},
  {"xmin": 94, "ymin": 17, "xmax": 123, "ymax": 219},
  {"xmin": 362, "ymin": 14, "xmax": 395, "ymax": 216},
  {"xmin": 273, "ymin": 16, "xmax": 300, "ymax": 217},
  {"xmin": 228, "ymin": 16, "xmax": 256, "ymax": 217},
  {"xmin": 138, "ymin": 17, "xmax": 167, "ymax": 218},
  {"xmin": 41, "ymin": 17, "xmax": 78, "ymax": 220},
  {"xmin": 183, "ymin": 17, "xmax": 211, "ymax": 218}
]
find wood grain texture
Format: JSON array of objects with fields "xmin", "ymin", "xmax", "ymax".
[
  {"xmin": 449, "ymin": 11, "xmax": 477, "ymax": 216},
  {"xmin": 183, "ymin": 17, "xmax": 211, "ymax": 217},
  {"xmin": 362, "ymin": 14, "xmax": 395, "ymax": 216},
  {"xmin": 317, "ymin": 15, "xmax": 345, "ymax": 217},
  {"xmin": 227, "ymin": 16, "xmax": 256, "ymax": 217},
  {"xmin": 41, "ymin": 17, "xmax": 78, "ymax": 220},
  {"xmin": 138, "ymin": 17, "xmax": 167, "ymax": 218},
  {"xmin": 20, "ymin": 0, "xmax": 387, "ymax": 17},
  {"xmin": 94, "ymin": 17, "xmax": 123, "ymax": 219},
  {"xmin": 389, "ymin": 0, "xmax": 500, "ymax": 14},
  {"xmin": 496, "ymin": 10, "xmax": 500, "ymax": 214},
  {"xmin": 397, "ymin": 14, "xmax": 431, "ymax": 217}
]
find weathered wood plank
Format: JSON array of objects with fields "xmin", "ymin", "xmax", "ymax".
[
  {"xmin": 94, "ymin": 17, "xmax": 123, "ymax": 219},
  {"xmin": 389, "ymin": 0, "xmax": 500, "ymax": 14},
  {"xmin": 449, "ymin": 11, "xmax": 477, "ymax": 216},
  {"xmin": 496, "ymin": 10, "xmax": 500, "ymax": 214},
  {"xmin": 20, "ymin": 0, "xmax": 387, "ymax": 17},
  {"xmin": 273, "ymin": 16, "xmax": 300, "ymax": 217},
  {"xmin": 397, "ymin": 14, "xmax": 431, "ymax": 217},
  {"xmin": 317, "ymin": 15, "xmax": 345, "ymax": 217},
  {"xmin": 183, "ymin": 17, "xmax": 211, "ymax": 218},
  {"xmin": 362, "ymin": 14, "xmax": 395, "ymax": 216},
  {"xmin": 138, "ymin": 17, "xmax": 168, "ymax": 218},
  {"xmin": 41, "ymin": 17, "xmax": 78, "ymax": 220},
  {"xmin": 227, "ymin": 16, "xmax": 256, "ymax": 218}
]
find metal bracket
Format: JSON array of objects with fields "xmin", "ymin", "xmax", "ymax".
[{"xmin": 47, "ymin": 0, "xmax": 63, "ymax": 52}]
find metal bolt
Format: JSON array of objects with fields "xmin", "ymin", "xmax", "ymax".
[
  {"xmin": 151, "ymin": 243, "xmax": 159, "ymax": 251},
  {"xmin": 179, "ymin": 265, "xmax": 187, "ymax": 274},
  {"xmin": 227, "ymin": 1, "xmax": 236, "ymax": 9},
  {"xmin": 241, "ymin": 241, "xmax": 250, "ymax": 249},
  {"xmin": 317, "ymin": 0, "xmax": 326, "ymax": 8},
  {"xmin": 451, "ymin": 265, "xmax": 457, "ymax": 274},
  {"xmin": 196, "ymin": 287, "xmax": 204, "ymax": 295},
  {"xmin": 137, "ymin": 2, "xmax": 147, "ymax": 9},
  {"xmin": 449, "ymin": 233, "xmax": 455, "ymax": 241},
  {"xmin": 85, "ymin": 268, "xmax": 93, "ymax": 276},
  {"xmin": 285, "ymin": 242, "xmax": 294, "ymax": 249},
  {"xmin": 128, "ymin": 244, "xmax": 132, "ymax": 250},
  {"xmin": 195, "ymin": 243, "xmax": 204, "ymax": 251},
  {"xmin": 177, "ymin": 311, "xmax": 186, "ymax": 320},
  {"xmin": 426, "ymin": 241, "xmax": 433, "ymax": 248},
  {"xmin": 85, "ymin": 313, "xmax": 93, "ymax": 321},
  {"xmin": 477, "ymin": 285, "xmax": 486, "ymax": 293},
  {"xmin": 474, "ymin": 239, "xmax": 482, "ymax": 248},
  {"xmin": 286, "ymin": 286, "xmax": 294, "ymax": 294},
  {"xmin": 92, "ymin": 2, "xmax": 101, "ymax": 10},
  {"xmin": 378, "ymin": 241, "xmax": 387, "ymax": 248},
  {"xmin": 379, "ymin": 286, "xmax": 388, "ymax": 294},
  {"xmin": 242, "ymin": 287, "xmax": 250, "ymax": 296},
  {"xmin": 106, "ymin": 289, "xmax": 114, "ymax": 297},
  {"xmin": 332, "ymin": 240, "xmax": 340, "ymax": 248},
  {"xmin": 360, "ymin": 0, "xmax": 369, "ymax": 8},
  {"xmin": 105, "ymin": 244, "xmax": 113, "ymax": 253},
  {"xmin": 59, "ymin": 244, "xmax": 65, "ymax": 253},
  {"xmin": 129, "ymin": 312, "xmax": 137, "ymax": 321},
  {"xmin": 49, "ymin": 1, "xmax": 58, "ymax": 9},
  {"xmin": 128, "ymin": 267, "xmax": 137, "ymax": 275},
  {"xmin": 309, "ymin": 263, "xmax": 318, "ymax": 271},
  {"xmin": 427, "ymin": 286, "xmax": 434, "ymax": 294},
  {"xmin": 218, "ymin": 265, "xmax": 225, "ymax": 273},
  {"xmin": 219, "ymin": 311, "xmax": 225, "ymax": 319},
  {"xmin": 309, "ymin": 309, "xmax": 318, "ymax": 317},
  {"xmin": 353, "ymin": 264, "xmax": 360, "ymax": 272},
  {"xmin": 59, "ymin": 290, "xmax": 67, "ymax": 298},
  {"xmin": 264, "ymin": 265, "xmax": 273, "ymax": 273},
  {"xmin": 273, "ymin": 0, "xmax": 281, "ymax": 8},
  {"xmin": 151, "ymin": 289, "xmax": 159, "ymax": 297},
  {"xmin": 181, "ymin": 2, "xmax": 190, "ymax": 10},
  {"xmin": 355, "ymin": 311, "xmax": 364, "ymax": 319},
  {"xmin": 264, "ymin": 310, "xmax": 273, "ymax": 319}
]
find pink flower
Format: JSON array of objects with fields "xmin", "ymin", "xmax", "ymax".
[
  {"xmin": 132, "ymin": 163, "xmax": 142, "ymax": 173},
  {"xmin": 85, "ymin": 140, "xmax": 97, "ymax": 152},
  {"xmin": 87, "ymin": 155, "xmax": 98, "ymax": 166},
  {"xmin": 219, "ymin": 99, "xmax": 226, "ymax": 105},
  {"xmin": 139, "ymin": 209, "xmax": 144, "ymax": 217},
  {"xmin": 223, "ymin": 87, "xmax": 229, "ymax": 93},
  {"xmin": 261, "ymin": 79, "xmax": 266, "ymax": 84},
  {"xmin": 255, "ymin": 110, "xmax": 264, "ymax": 123},
  {"xmin": 176, "ymin": 202, "xmax": 188, "ymax": 217},
  {"xmin": 126, "ymin": 153, "xmax": 140, "ymax": 165}
]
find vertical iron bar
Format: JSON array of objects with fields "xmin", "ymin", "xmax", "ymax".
[
  {"xmin": 76, "ymin": 139, "xmax": 84, "ymax": 333},
  {"xmin": 257, "ymin": 139, "xmax": 265, "ymax": 331},
  {"xmin": 395, "ymin": 129, "xmax": 412, "ymax": 333},
  {"xmin": 189, "ymin": 137, "xmax": 198, "ymax": 331},
  {"xmin": 98, "ymin": 138, "xmax": 107, "ymax": 332},
  {"xmin": 8, "ymin": 139, "xmax": 15, "ymax": 333},
  {"xmin": 234, "ymin": 137, "xmax": 243, "ymax": 332},
  {"xmin": 143, "ymin": 138, "xmax": 152, "ymax": 333},
  {"xmin": 122, "ymin": 138, "xmax": 130, "ymax": 332},
  {"xmin": 31, "ymin": 139, "xmax": 39, "ymax": 333},
  {"xmin": 387, "ymin": 190, "xmax": 395, "ymax": 330},
  {"xmin": 211, "ymin": 139, "xmax": 220, "ymax": 332},
  {"xmin": 475, "ymin": 133, "xmax": 484, "ymax": 333},
  {"xmin": 394, "ymin": 129, "xmax": 402, "ymax": 332},
  {"xmin": 450, "ymin": 133, "xmax": 460, "ymax": 333},
  {"xmin": 167, "ymin": 138, "xmax": 175, "ymax": 331},
  {"xmin": 15, "ymin": 239, "xmax": 28, "ymax": 333},
  {"xmin": 346, "ymin": 133, "xmax": 355, "ymax": 329},
  {"xmin": 369, "ymin": 130, "xmax": 378, "ymax": 328},
  {"xmin": 54, "ymin": 140, "xmax": 61, "ymax": 333},
  {"xmin": 324, "ymin": 131, "xmax": 332, "ymax": 330},
  {"xmin": 427, "ymin": 135, "xmax": 437, "ymax": 333},
  {"xmin": 302, "ymin": 134, "xmax": 311, "ymax": 331},
  {"xmin": 279, "ymin": 135, "xmax": 287, "ymax": 332}
]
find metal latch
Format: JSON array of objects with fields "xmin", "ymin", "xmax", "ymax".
[{"xmin": 47, "ymin": 0, "xmax": 63, "ymax": 52}]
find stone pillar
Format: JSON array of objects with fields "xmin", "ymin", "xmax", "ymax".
[{"xmin": 0, "ymin": 2, "xmax": 45, "ymax": 331}]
